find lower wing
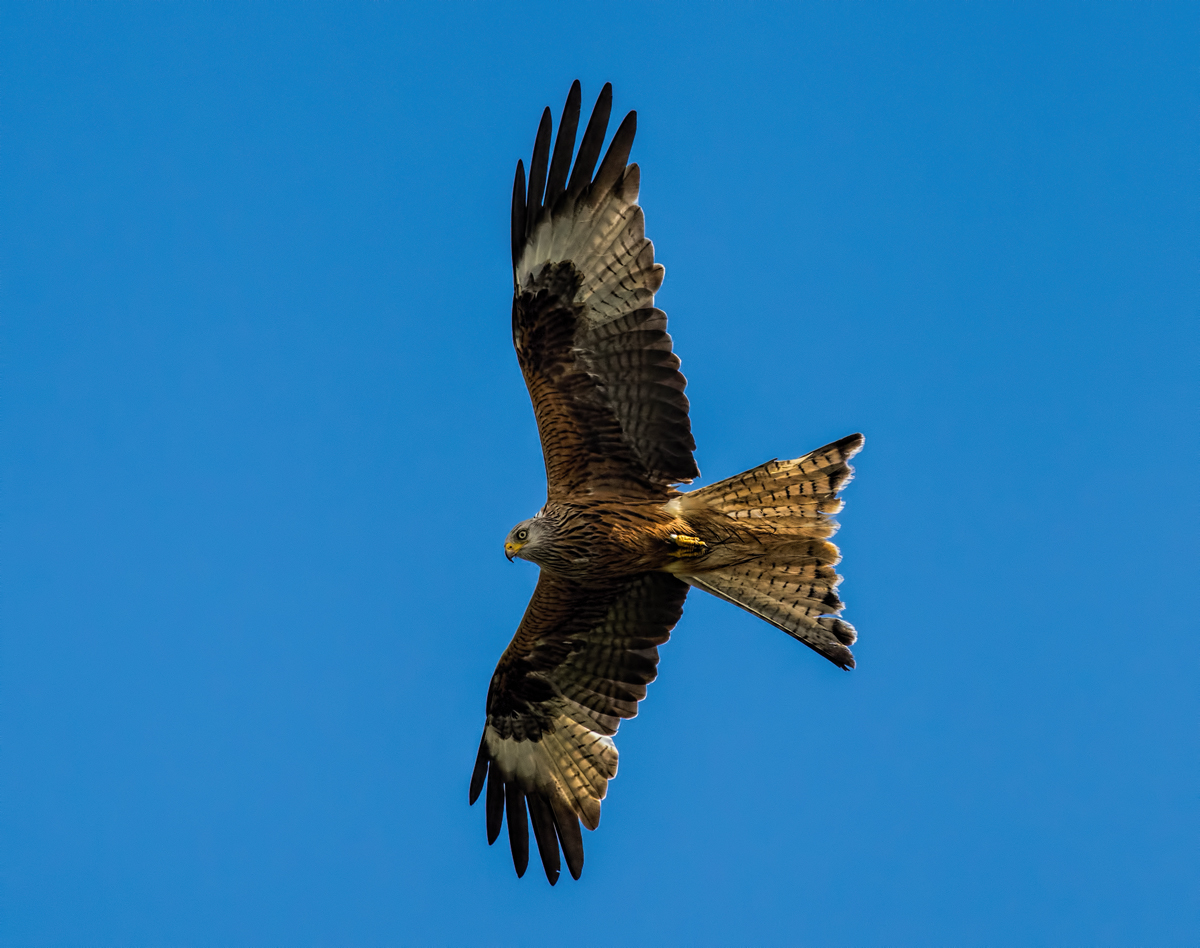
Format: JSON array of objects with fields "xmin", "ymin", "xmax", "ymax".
[{"xmin": 470, "ymin": 570, "xmax": 688, "ymax": 883}]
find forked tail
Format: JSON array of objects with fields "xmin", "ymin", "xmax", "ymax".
[{"xmin": 676, "ymin": 433, "xmax": 864, "ymax": 668}]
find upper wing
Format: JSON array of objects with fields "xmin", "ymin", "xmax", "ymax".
[
  {"xmin": 511, "ymin": 82, "xmax": 699, "ymax": 501},
  {"xmin": 469, "ymin": 570, "xmax": 689, "ymax": 883}
]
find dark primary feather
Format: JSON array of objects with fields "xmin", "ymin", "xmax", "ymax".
[
  {"xmin": 526, "ymin": 108, "xmax": 552, "ymax": 237},
  {"xmin": 485, "ymin": 761, "xmax": 504, "ymax": 844},
  {"xmin": 590, "ymin": 110, "xmax": 637, "ymax": 200},
  {"xmin": 504, "ymin": 784, "xmax": 529, "ymax": 877},
  {"xmin": 566, "ymin": 82, "xmax": 612, "ymax": 200},
  {"xmin": 510, "ymin": 161, "xmax": 526, "ymax": 276},
  {"xmin": 468, "ymin": 733, "xmax": 488, "ymax": 804},
  {"xmin": 525, "ymin": 793, "xmax": 560, "ymax": 884},
  {"xmin": 551, "ymin": 797, "xmax": 585, "ymax": 881},
  {"xmin": 544, "ymin": 80, "xmax": 581, "ymax": 213}
]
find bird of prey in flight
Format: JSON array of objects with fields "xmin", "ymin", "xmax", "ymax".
[{"xmin": 470, "ymin": 81, "xmax": 864, "ymax": 885}]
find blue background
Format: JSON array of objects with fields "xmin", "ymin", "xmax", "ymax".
[{"xmin": 3, "ymin": 3, "xmax": 1196, "ymax": 945}]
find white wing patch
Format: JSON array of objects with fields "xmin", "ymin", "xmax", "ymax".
[
  {"xmin": 484, "ymin": 707, "xmax": 618, "ymax": 831},
  {"xmin": 516, "ymin": 165, "xmax": 665, "ymax": 333}
]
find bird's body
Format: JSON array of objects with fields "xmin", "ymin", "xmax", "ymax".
[
  {"xmin": 507, "ymin": 497, "xmax": 687, "ymax": 580},
  {"xmin": 470, "ymin": 82, "xmax": 864, "ymax": 884}
]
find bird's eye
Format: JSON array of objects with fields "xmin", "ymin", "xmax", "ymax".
[{"xmin": 517, "ymin": 529, "xmax": 528, "ymax": 541}]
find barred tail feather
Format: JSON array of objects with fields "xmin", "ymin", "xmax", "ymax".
[
  {"xmin": 687, "ymin": 433, "xmax": 863, "ymax": 530},
  {"xmin": 684, "ymin": 557, "xmax": 858, "ymax": 668},
  {"xmin": 679, "ymin": 434, "xmax": 864, "ymax": 668}
]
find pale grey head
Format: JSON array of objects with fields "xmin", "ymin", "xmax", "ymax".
[{"xmin": 503, "ymin": 514, "xmax": 553, "ymax": 564}]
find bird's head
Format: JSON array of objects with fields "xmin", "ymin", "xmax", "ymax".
[{"xmin": 504, "ymin": 516, "xmax": 549, "ymax": 563}]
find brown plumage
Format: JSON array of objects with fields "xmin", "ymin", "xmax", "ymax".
[{"xmin": 470, "ymin": 81, "xmax": 865, "ymax": 884}]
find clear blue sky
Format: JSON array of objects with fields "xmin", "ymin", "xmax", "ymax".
[{"xmin": 3, "ymin": 3, "xmax": 1196, "ymax": 945}]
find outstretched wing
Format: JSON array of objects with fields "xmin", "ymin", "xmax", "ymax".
[
  {"xmin": 469, "ymin": 571, "xmax": 689, "ymax": 883},
  {"xmin": 511, "ymin": 81, "xmax": 699, "ymax": 501}
]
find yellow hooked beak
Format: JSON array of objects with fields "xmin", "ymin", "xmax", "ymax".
[{"xmin": 504, "ymin": 541, "xmax": 523, "ymax": 561}]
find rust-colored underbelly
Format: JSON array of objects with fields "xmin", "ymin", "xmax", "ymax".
[{"xmin": 541, "ymin": 498, "xmax": 688, "ymax": 580}]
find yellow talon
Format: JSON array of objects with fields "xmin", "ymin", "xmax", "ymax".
[{"xmin": 667, "ymin": 533, "xmax": 707, "ymax": 558}]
